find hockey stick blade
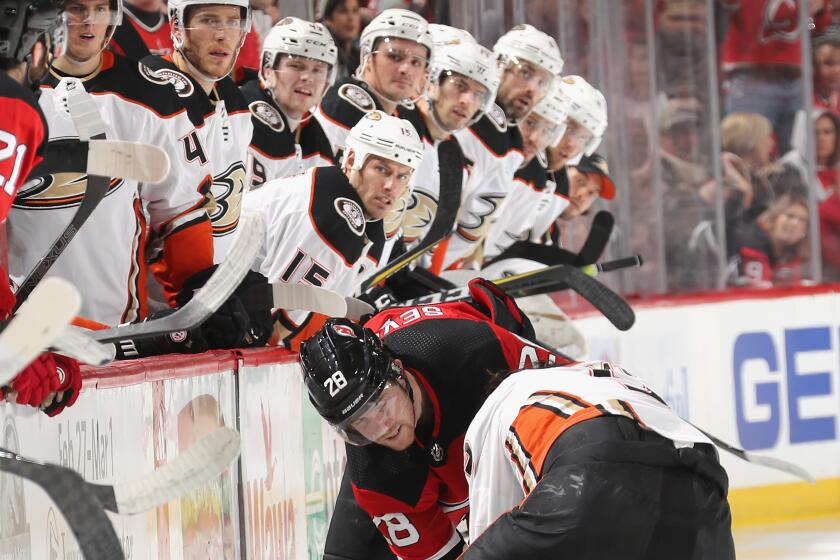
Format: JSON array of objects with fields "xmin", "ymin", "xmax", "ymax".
[
  {"xmin": 14, "ymin": 85, "xmax": 110, "ymax": 310},
  {"xmin": 359, "ymin": 138, "xmax": 464, "ymax": 293},
  {"xmin": 28, "ymin": 139, "xmax": 170, "ymax": 184},
  {"xmin": 272, "ymin": 283, "xmax": 347, "ymax": 317},
  {"xmin": 693, "ymin": 426, "xmax": 815, "ymax": 483},
  {"xmin": 345, "ymin": 296, "xmax": 375, "ymax": 321},
  {"xmin": 51, "ymin": 327, "xmax": 116, "ymax": 366},
  {"xmin": 0, "ymin": 447, "xmax": 125, "ymax": 559},
  {"xmin": 573, "ymin": 210, "xmax": 614, "ymax": 266},
  {"xmin": 90, "ymin": 213, "xmax": 266, "ymax": 344},
  {"xmin": 0, "ymin": 278, "xmax": 81, "ymax": 387},
  {"xmin": 86, "ymin": 427, "xmax": 240, "ymax": 515}
]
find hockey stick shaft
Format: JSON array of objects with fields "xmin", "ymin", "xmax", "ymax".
[
  {"xmin": 14, "ymin": 86, "xmax": 110, "ymax": 310},
  {"xmin": 573, "ymin": 210, "xmax": 614, "ymax": 266},
  {"xmin": 0, "ymin": 448, "xmax": 125, "ymax": 559},
  {"xmin": 359, "ymin": 139, "xmax": 464, "ymax": 293},
  {"xmin": 692, "ymin": 426, "xmax": 815, "ymax": 483},
  {"xmin": 89, "ymin": 213, "xmax": 265, "ymax": 344}
]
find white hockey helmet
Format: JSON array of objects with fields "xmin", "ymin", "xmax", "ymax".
[
  {"xmin": 261, "ymin": 17, "xmax": 338, "ymax": 90},
  {"xmin": 558, "ymin": 75, "xmax": 608, "ymax": 155},
  {"xmin": 493, "ymin": 24, "xmax": 563, "ymax": 77},
  {"xmin": 345, "ymin": 110, "xmax": 424, "ymax": 173},
  {"xmin": 359, "ymin": 8, "xmax": 433, "ymax": 66},
  {"xmin": 169, "ymin": 0, "xmax": 252, "ymax": 51},
  {"xmin": 528, "ymin": 79, "xmax": 571, "ymax": 147},
  {"xmin": 428, "ymin": 23, "xmax": 476, "ymax": 46},
  {"xmin": 427, "ymin": 39, "xmax": 501, "ymax": 128},
  {"xmin": 61, "ymin": 0, "xmax": 123, "ymax": 58}
]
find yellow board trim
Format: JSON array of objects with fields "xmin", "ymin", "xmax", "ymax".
[{"xmin": 729, "ymin": 478, "xmax": 840, "ymax": 527}]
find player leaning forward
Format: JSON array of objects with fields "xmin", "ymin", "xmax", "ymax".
[
  {"xmin": 240, "ymin": 110, "xmax": 424, "ymax": 344},
  {"xmin": 8, "ymin": 0, "xmax": 213, "ymax": 326},
  {"xmin": 462, "ymin": 362, "xmax": 735, "ymax": 559},
  {"xmin": 299, "ymin": 281, "xmax": 566, "ymax": 560}
]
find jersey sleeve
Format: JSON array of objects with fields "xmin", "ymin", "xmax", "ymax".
[
  {"xmin": 138, "ymin": 104, "xmax": 214, "ymax": 299},
  {"xmin": 0, "ymin": 94, "xmax": 46, "ymax": 221}
]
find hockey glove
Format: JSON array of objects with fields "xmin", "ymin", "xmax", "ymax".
[
  {"xmin": 41, "ymin": 354, "xmax": 82, "ymax": 417},
  {"xmin": 3, "ymin": 353, "xmax": 65, "ymax": 408}
]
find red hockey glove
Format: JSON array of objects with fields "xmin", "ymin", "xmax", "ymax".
[
  {"xmin": 41, "ymin": 354, "xmax": 82, "ymax": 417},
  {"xmin": 5, "ymin": 353, "xmax": 61, "ymax": 407}
]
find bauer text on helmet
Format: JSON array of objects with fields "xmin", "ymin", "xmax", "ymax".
[{"xmin": 168, "ymin": 0, "xmax": 251, "ymax": 82}]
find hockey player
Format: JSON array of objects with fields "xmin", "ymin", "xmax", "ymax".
[
  {"xmin": 151, "ymin": 0, "xmax": 253, "ymax": 264},
  {"xmin": 299, "ymin": 279, "xmax": 568, "ymax": 560},
  {"xmin": 462, "ymin": 362, "xmax": 735, "ymax": 559},
  {"xmin": 314, "ymin": 8, "xmax": 433, "ymax": 155},
  {"xmin": 240, "ymin": 110, "xmax": 423, "ymax": 344},
  {"xmin": 8, "ymin": 0, "xmax": 214, "ymax": 327},
  {"xmin": 394, "ymin": 25, "xmax": 499, "ymax": 248},
  {"xmin": 483, "ymin": 81, "xmax": 570, "ymax": 261},
  {"xmin": 442, "ymin": 24, "xmax": 563, "ymax": 269},
  {"xmin": 0, "ymin": 0, "xmax": 82, "ymax": 416},
  {"xmin": 242, "ymin": 16, "xmax": 338, "ymax": 189}
]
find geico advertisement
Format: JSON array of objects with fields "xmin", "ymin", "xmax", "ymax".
[{"xmin": 573, "ymin": 290, "xmax": 840, "ymax": 487}]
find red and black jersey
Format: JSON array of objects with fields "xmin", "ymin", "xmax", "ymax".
[
  {"xmin": 0, "ymin": 73, "xmax": 47, "ymax": 223},
  {"xmin": 721, "ymin": 0, "xmax": 802, "ymax": 69},
  {"xmin": 337, "ymin": 283, "xmax": 568, "ymax": 560},
  {"xmin": 110, "ymin": 4, "xmax": 173, "ymax": 62},
  {"xmin": 0, "ymin": 73, "xmax": 48, "ymax": 318}
]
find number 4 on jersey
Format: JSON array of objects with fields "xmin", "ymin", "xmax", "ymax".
[{"xmin": 180, "ymin": 130, "xmax": 208, "ymax": 166}]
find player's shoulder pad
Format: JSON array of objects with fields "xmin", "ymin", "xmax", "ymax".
[
  {"xmin": 486, "ymin": 102, "xmax": 508, "ymax": 132},
  {"xmin": 299, "ymin": 116, "xmax": 337, "ymax": 162},
  {"xmin": 139, "ymin": 54, "xmax": 209, "ymax": 126},
  {"xmin": 249, "ymin": 99, "xmax": 286, "ymax": 132},
  {"xmin": 338, "ymin": 82, "xmax": 375, "ymax": 113},
  {"xmin": 514, "ymin": 156, "xmax": 548, "ymax": 189},
  {"xmin": 310, "ymin": 166, "xmax": 372, "ymax": 263},
  {"xmin": 469, "ymin": 108, "xmax": 522, "ymax": 158},
  {"xmin": 320, "ymin": 77, "xmax": 377, "ymax": 128},
  {"xmin": 216, "ymin": 76, "xmax": 249, "ymax": 113},
  {"xmin": 345, "ymin": 443, "xmax": 430, "ymax": 505},
  {"xmin": 398, "ymin": 105, "xmax": 432, "ymax": 144}
]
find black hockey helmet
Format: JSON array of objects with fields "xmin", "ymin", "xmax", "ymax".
[
  {"xmin": 299, "ymin": 318, "xmax": 401, "ymax": 444},
  {"xmin": 0, "ymin": 0, "xmax": 64, "ymax": 63}
]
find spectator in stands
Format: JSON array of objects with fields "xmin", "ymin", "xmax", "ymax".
[
  {"xmin": 729, "ymin": 189, "xmax": 810, "ymax": 287},
  {"xmin": 812, "ymin": 29, "xmax": 840, "ymax": 114},
  {"xmin": 656, "ymin": 0, "xmax": 716, "ymax": 100},
  {"xmin": 321, "ymin": 0, "xmax": 362, "ymax": 79},
  {"xmin": 658, "ymin": 97, "xmax": 709, "ymax": 191},
  {"xmin": 719, "ymin": 0, "xmax": 831, "ymax": 153},
  {"xmin": 720, "ymin": 112, "xmax": 776, "ymax": 219},
  {"xmin": 779, "ymin": 109, "xmax": 840, "ymax": 197},
  {"xmin": 110, "ymin": 0, "xmax": 173, "ymax": 60},
  {"xmin": 820, "ymin": 183, "xmax": 840, "ymax": 280}
]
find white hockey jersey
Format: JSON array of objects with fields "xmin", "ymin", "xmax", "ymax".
[
  {"xmin": 241, "ymin": 165, "xmax": 385, "ymax": 327},
  {"xmin": 464, "ymin": 362, "xmax": 713, "ymax": 541},
  {"xmin": 526, "ymin": 168, "xmax": 572, "ymax": 245},
  {"xmin": 444, "ymin": 104, "xmax": 524, "ymax": 269},
  {"xmin": 9, "ymin": 52, "xmax": 212, "ymax": 325},
  {"xmin": 482, "ymin": 156, "xmax": 556, "ymax": 261},
  {"xmin": 241, "ymin": 79, "xmax": 334, "ymax": 188},
  {"xmin": 314, "ymin": 76, "xmax": 386, "ymax": 156}
]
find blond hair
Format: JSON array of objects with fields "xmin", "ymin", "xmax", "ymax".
[{"xmin": 721, "ymin": 112, "xmax": 773, "ymax": 159}]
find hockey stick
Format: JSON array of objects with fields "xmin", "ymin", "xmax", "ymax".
[
  {"xmin": 85, "ymin": 426, "xmax": 241, "ymax": 515},
  {"xmin": 271, "ymin": 283, "xmax": 373, "ymax": 321},
  {"xmin": 692, "ymin": 425, "xmax": 815, "ymax": 483},
  {"xmin": 573, "ymin": 210, "xmax": 614, "ymax": 266},
  {"xmin": 0, "ymin": 447, "xmax": 125, "ymax": 559},
  {"xmin": 0, "ymin": 278, "xmax": 81, "ymax": 387},
  {"xmin": 27, "ymin": 139, "xmax": 170, "ymax": 184},
  {"xmin": 14, "ymin": 85, "xmax": 111, "ymax": 310},
  {"xmin": 51, "ymin": 327, "xmax": 116, "ymax": 367},
  {"xmin": 379, "ymin": 255, "xmax": 642, "ymax": 310},
  {"xmin": 359, "ymin": 138, "xmax": 464, "ymax": 294},
  {"xmin": 89, "ymin": 213, "xmax": 265, "ymax": 344}
]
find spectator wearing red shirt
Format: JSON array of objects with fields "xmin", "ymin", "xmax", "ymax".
[{"xmin": 720, "ymin": 0, "xmax": 830, "ymax": 153}]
